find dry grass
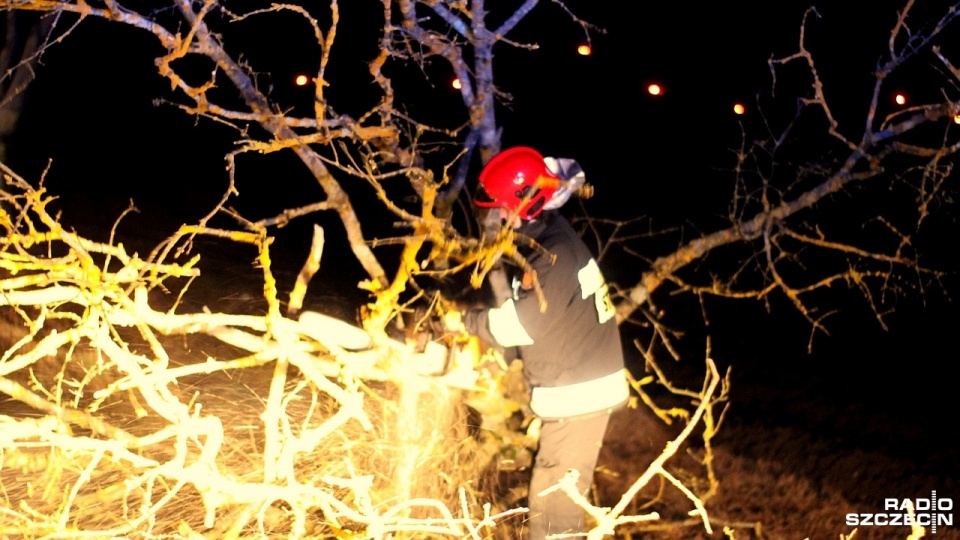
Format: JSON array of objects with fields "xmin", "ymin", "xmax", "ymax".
[{"xmin": 590, "ymin": 402, "xmax": 959, "ymax": 540}]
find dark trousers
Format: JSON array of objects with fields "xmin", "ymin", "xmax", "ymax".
[{"xmin": 525, "ymin": 411, "xmax": 611, "ymax": 539}]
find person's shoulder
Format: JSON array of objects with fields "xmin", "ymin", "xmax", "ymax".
[
  {"xmin": 540, "ymin": 212, "xmax": 580, "ymax": 244},
  {"xmin": 532, "ymin": 213, "xmax": 589, "ymax": 262}
]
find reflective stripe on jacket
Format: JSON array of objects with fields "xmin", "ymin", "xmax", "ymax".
[{"xmin": 530, "ymin": 369, "xmax": 629, "ymax": 419}]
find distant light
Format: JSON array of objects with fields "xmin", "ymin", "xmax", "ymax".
[
  {"xmin": 894, "ymin": 93, "xmax": 907, "ymax": 106},
  {"xmin": 733, "ymin": 103, "xmax": 746, "ymax": 115},
  {"xmin": 647, "ymin": 84, "xmax": 663, "ymax": 96},
  {"xmin": 452, "ymin": 78, "xmax": 462, "ymax": 90},
  {"xmin": 954, "ymin": 114, "xmax": 960, "ymax": 124},
  {"xmin": 577, "ymin": 44, "xmax": 592, "ymax": 56},
  {"xmin": 294, "ymin": 74, "xmax": 310, "ymax": 86}
]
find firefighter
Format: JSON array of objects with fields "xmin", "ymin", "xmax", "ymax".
[{"xmin": 455, "ymin": 146, "xmax": 630, "ymax": 539}]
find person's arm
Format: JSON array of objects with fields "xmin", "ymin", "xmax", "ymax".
[{"xmin": 460, "ymin": 241, "xmax": 569, "ymax": 350}]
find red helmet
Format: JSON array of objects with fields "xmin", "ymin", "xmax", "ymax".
[{"xmin": 475, "ymin": 146, "xmax": 560, "ymax": 220}]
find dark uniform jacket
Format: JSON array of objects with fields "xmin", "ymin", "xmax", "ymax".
[{"xmin": 464, "ymin": 211, "xmax": 628, "ymax": 418}]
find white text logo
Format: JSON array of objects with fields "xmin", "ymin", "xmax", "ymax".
[{"xmin": 846, "ymin": 492, "xmax": 953, "ymax": 534}]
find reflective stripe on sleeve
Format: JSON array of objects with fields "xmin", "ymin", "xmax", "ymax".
[
  {"xmin": 487, "ymin": 298, "xmax": 535, "ymax": 347},
  {"xmin": 578, "ymin": 258, "xmax": 603, "ymax": 299},
  {"xmin": 530, "ymin": 370, "xmax": 630, "ymax": 419}
]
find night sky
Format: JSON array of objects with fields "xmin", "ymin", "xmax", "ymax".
[{"xmin": 5, "ymin": 0, "xmax": 960, "ymax": 508}]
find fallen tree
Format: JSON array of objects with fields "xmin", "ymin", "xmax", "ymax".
[{"xmin": 0, "ymin": 164, "xmax": 728, "ymax": 538}]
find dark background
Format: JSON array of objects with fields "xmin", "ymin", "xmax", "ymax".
[{"xmin": 6, "ymin": 0, "xmax": 959, "ymax": 527}]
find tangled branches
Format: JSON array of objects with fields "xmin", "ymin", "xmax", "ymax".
[{"xmin": 0, "ymin": 165, "xmax": 514, "ymax": 538}]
